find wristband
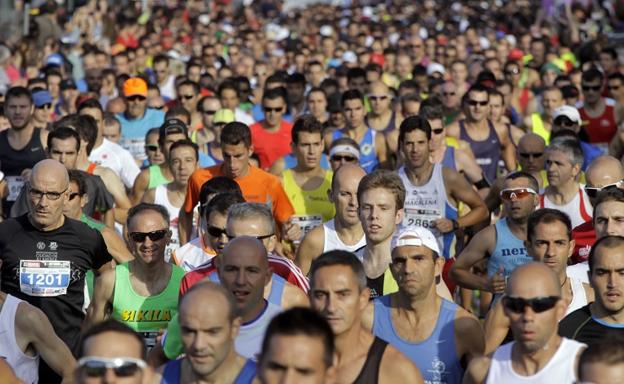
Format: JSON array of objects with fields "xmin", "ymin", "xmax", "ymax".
[
  {"xmin": 451, "ymin": 219, "xmax": 460, "ymax": 231},
  {"xmin": 473, "ymin": 176, "xmax": 490, "ymax": 190}
]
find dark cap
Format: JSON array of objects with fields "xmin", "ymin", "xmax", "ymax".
[
  {"xmin": 561, "ymin": 85, "xmax": 580, "ymax": 99},
  {"xmin": 159, "ymin": 118, "xmax": 188, "ymax": 143},
  {"xmin": 60, "ymin": 78, "xmax": 77, "ymax": 90}
]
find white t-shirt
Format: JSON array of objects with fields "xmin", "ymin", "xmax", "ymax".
[
  {"xmin": 89, "ymin": 138, "xmax": 140, "ymax": 189},
  {"xmin": 235, "ymin": 301, "xmax": 282, "ymax": 361}
]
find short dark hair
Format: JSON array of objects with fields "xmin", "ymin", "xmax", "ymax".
[
  {"xmin": 126, "ymin": 202, "xmax": 170, "ymax": 228},
  {"xmin": 578, "ymin": 338, "xmax": 624, "ymax": 379},
  {"xmin": 169, "ymin": 139, "xmax": 199, "ymax": 162},
  {"xmin": 5, "ymin": 86, "xmax": 32, "ymax": 104},
  {"xmin": 53, "ymin": 114, "xmax": 98, "ymax": 155},
  {"xmin": 527, "ymin": 208, "xmax": 572, "ymax": 243},
  {"xmin": 198, "ymin": 177, "xmax": 243, "ymax": 210},
  {"xmin": 218, "ymin": 80, "xmax": 239, "ymax": 98},
  {"xmin": 463, "ymin": 84, "xmax": 491, "ymax": 105},
  {"xmin": 582, "ymin": 68, "xmax": 604, "ymax": 84},
  {"xmin": 47, "ymin": 126, "xmax": 81, "ymax": 152},
  {"xmin": 176, "ymin": 80, "xmax": 200, "ymax": 94},
  {"xmin": 341, "ymin": 89, "xmax": 364, "ymax": 106},
  {"xmin": 357, "ymin": 169, "xmax": 406, "ymax": 210},
  {"xmin": 399, "ymin": 115, "xmax": 432, "ymax": 145},
  {"xmin": 309, "ymin": 250, "xmax": 367, "ymax": 290},
  {"xmin": 504, "ymin": 171, "xmax": 539, "ymax": 192},
  {"xmin": 77, "ymin": 98, "xmax": 103, "ymax": 114},
  {"xmin": 262, "ymin": 86, "xmax": 287, "ymax": 103},
  {"xmin": 220, "ymin": 122, "xmax": 252, "ymax": 147},
  {"xmin": 153, "ymin": 54, "xmax": 169, "ymax": 66},
  {"xmin": 418, "ymin": 97, "xmax": 443, "ymax": 121},
  {"xmin": 204, "ymin": 192, "xmax": 246, "ymax": 222},
  {"xmin": 593, "ymin": 188, "xmax": 624, "ymax": 218},
  {"xmin": 79, "ymin": 319, "xmax": 146, "ymax": 359},
  {"xmin": 291, "ymin": 115, "xmax": 323, "ymax": 144},
  {"xmin": 287, "ymin": 72, "xmax": 306, "ymax": 85},
  {"xmin": 68, "ymin": 169, "xmax": 88, "ymax": 196},
  {"xmin": 165, "ymin": 106, "xmax": 191, "ymax": 125},
  {"xmin": 607, "ymin": 72, "xmax": 624, "ymax": 83},
  {"xmin": 347, "ymin": 67, "xmax": 366, "ymax": 82},
  {"xmin": 260, "ymin": 307, "xmax": 334, "ymax": 369},
  {"xmin": 589, "ymin": 235, "xmax": 624, "ymax": 272}
]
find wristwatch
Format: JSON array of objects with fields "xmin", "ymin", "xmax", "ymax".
[{"xmin": 451, "ymin": 219, "xmax": 460, "ymax": 231}]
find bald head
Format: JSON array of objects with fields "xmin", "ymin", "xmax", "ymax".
[
  {"xmin": 586, "ymin": 156, "xmax": 624, "ymax": 188},
  {"xmin": 368, "ymin": 81, "xmax": 390, "ymax": 95},
  {"xmin": 507, "ymin": 262, "xmax": 561, "ymax": 297},
  {"xmin": 180, "ymin": 281, "xmax": 237, "ymax": 322},
  {"xmin": 31, "ymin": 159, "xmax": 69, "ymax": 189},
  {"xmin": 517, "ymin": 133, "xmax": 546, "ymax": 153},
  {"xmin": 221, "ymin": 236, "xmax": 268, "ymax": 268},
  {"xmin": 332, "ymin": 163, "xmax": 366, "ymax": 191}
]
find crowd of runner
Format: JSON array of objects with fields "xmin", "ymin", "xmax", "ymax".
[{"xmin": 0, "ymin": 0, "xmax": 624, "ymax": 383}]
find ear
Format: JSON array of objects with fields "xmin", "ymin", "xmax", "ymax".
[
  {"xmin": 264, "ymin": 265, "xmax": 273, "ymax": 287},
  {"xmin": 395, "ymin": 208, "xmax": 404, "ymax": 225},
  {"xmin": 567, "ymin": 239, "xmax": 575, "ymax": 261},
  {"xmin": 327, "ymin": 188, "xmax": 334, "ymax": 203},
  {"xmin": 359, "ymin": 287, "xmax": 371, "ymax": 310},
  {"xmin": 247, "ymin": 145, "xmax": 254, "ymax": 157},
  {"xmin": 434, "ymin": 256, "xmax": 444, "ymax": 279}
]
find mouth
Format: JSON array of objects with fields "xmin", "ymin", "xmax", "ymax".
[
  {"xmin": 232, "ymin": 289, "xmax": 250, "ymax": 302},
  {"xmin": 606, "ymin": 291, "xmax": 621, "ymax": 301}
]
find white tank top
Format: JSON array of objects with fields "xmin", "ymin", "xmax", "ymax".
[
  {"xmin": 322, "ymin": 219, "xmax": 366, "ymax": 253},
  {"xmin": 0, "ymin": 295, "xmax": 39, "ymax": 384},
  {"xmin": 486, "ymin": 338, "xmax": 585, "ymax": 384},
  {"xmin": 154, "ymin": 185, "xmax": 181, "ymax": 263},
  {"xmin": 566, "ymin": 275, "xmax": 588, "ymax": 316},
  {"xmin": 540, "ymin": 188, "xmax": 592, "ymax": 228}
]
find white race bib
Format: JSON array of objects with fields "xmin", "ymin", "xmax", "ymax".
[
  {"xmin": 402, "ymin": 208, "xmax": 442, "ymax": 235},
  {"xmin": 19, "ymin": 260, "xmax": 71, "ymax": 297},
  {"xmin": 291, "ymin": 215, "xmax": 323, "ymax": 240},
  {"xmin": 6, "ymin": 176, "xmax": 24, "ymax": 202}
]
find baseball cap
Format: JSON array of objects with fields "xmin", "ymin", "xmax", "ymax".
[
  {"xmin": 213, "ymin": 109, "xmax": 235, "ymax": 124},
  {"xmin": 561, "ymin": 85, "xmax": 580, "ymax": 99},
  {"xmin": 32, "ymin": 90, "xmax": 53, "ymax": 107},
  {"xmin": 123, "ymin": 77, "xmax": 148, "ymax": 98},
  {"xmin": 159, "ymin": 118, "xmax": 188, "ymax": 142},
  {"xmin": 427, "ymin": 63, "xmax": 446, "ymax": 76},
  {"xmin": 60, "ymin": 78, "xmax": 77, "ymax": 91},
  {"xmin": 552, "ymin": 105, "xmax": 581, "ymax": 124},
  {"xmin": 391, "ymin": 227, "xmax": 440, "ymax": 255}
]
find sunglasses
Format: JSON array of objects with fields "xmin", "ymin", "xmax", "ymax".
[
  {"xmin": 36, "ymin": 103, "xmax": 52, "ymax": 109},
  {"xmin": 207, "ymin": 226, "xmax": 227, "ymax": 238},
  {"xmin": 145, "ymin": 144, "xmax": 159, "ymax": 152},
  {"xmin": 582, "ymin": 85, "xmax": 602, "ymax": 92},
  {"xmin": 129, "ymin": 229, "xmax": 169, "ymax": 242},
  {"xmin": 179, "ymin": 94, "xmax": 194, "ymax": 100},
  {"xmin": 502, "ymin": 296, "xmax": 560, "ymax": 314},
  {"xmin": 127, "ymin": 95, "xmax": 146, "ymax": 102},
  {"xmin": 368, "ymin": 94, "xmax": 389, "ymax": 101},
  {"xmin": 151, "ymin": 105, "xmax": 165, "ymax": 110},
  {"xmin": 468, "ymin": 100, "xmax": 488, "ymax": 107},
  {"xmin": 584, "ymin": 180, "xmax": 623, "ymax": 198},
  {"xmin": 69, "ymin": 192, "xmax": 80, "ymax": 201},
  {"xmin": 202, "ymin": 109, "xmax": 217, "ymax": 115},
  {"xmin": 519, "ymin": 152, "xmax": 543, "ymax": 159},
  {"xmin": 226, "ymin": 233, "xmax": 274, "ymax": 241},
  {"xmin": 263, "ymin": 106, "xmax": 284, "ymax": 113},
  {"xmin": 432, "ymin": 128, "xmax": 444, "ymax": 135},
  {"xmin": 77, "ymin": 357, "xmax": 146, "ymax": 378},
  {"xmin": 554, "ymin": 116, "xmax": 576, "ymax": 126},
  {"xmin": 500, "ymin": 187, "xmax": 537, "ymax": 201},
  {"xmin": 443, "ymin": 92, "xmax": 456, "ymax": 96},
  {"xmin": 331, "ymin": 155, "xmax": 358, "ymax": 162}
]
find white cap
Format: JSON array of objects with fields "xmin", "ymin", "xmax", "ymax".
[
  {"xmin": 320, "ymin": 25, "xmax": 334, "ymax": 37},
  {"xmin": 342, "ymin": 51, "xmax": 357, "ymax": 64},
  {"xmin": 391, "ymin": 227, "xmax": 440, "ymax": 254},
  {"xmin": 552, "ymin": 105, "xmax": 581, "ymax": 124},
  {"xmin": 427, "ymin": 63, "xmax": 446, "ymax": 76}
]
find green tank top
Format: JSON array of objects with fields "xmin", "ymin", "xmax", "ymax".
[
  {"xmin": 111, "ymin": 262, "xmax": 184, "ymax": 347},
  {"xmin": 148, "ymin": 165, "xmax": 170, "ymax": 189}
]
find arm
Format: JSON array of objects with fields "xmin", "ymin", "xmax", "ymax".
[
  {"xmin": 374, "ymin": 131, "xmax": 389, "ymax": 169},
  {"xmin": 450, "ymin": 227, "xmax": 499, "ymax": 291},
  {"xmin": 130, "ymin": 169, "xmax": 150, "ymax": 205},
  {"xmin": 379, "ymin": 345, "xmax": 424, "ymax": 384},
  {"xmin": 141, "ymin": 187, "xmax": 156, "ymax": 204},
  {"xmin": 85, "ymin": 267, "xmax": 116, "ymax": 327},
  {"xmin": 98, "ymin": 167, "xmax": 132, "ymax": 225},
  {"xmin": 455, "ymin": 148, "xmax": 490, "ymax": 198},
  {"xmin": 102, "ymin": 209, "xmax": 115, "ymax": 228},
  {"xmin": 385, "ymin": 130, "xmax": 399, "ymax": 155},
  {"xmin": 361, "ymin": 300, "xmax": 375, "ymax": 332},
  {"xmin": 483, "ymin": 297, "xmax": 511, "ymax": 354},
  {"xmin": 282, "ymin": 283, "xmax": 310, "ymax": 309},
  {"xmin": 445, "ymin": 168, "xmax": 489, "ymax": 228},
  {"xmin": 101, "ymin": 226, "xmax": 134, "ymax": 263},
  {"xmin": 268, "ymin": 157, "xmax": 286, "ymax": 176},
  {"xmin": 455, "ymin": 309, "xmax": 485, "ymax": 365},
  {"xmin": 446, "ymin": 121, "xmax": 461, "ymax": 139},
  {"xmin": 462, "ymin": 356, "xmax": 491, "ymax": 384},
  {"xmin": 484, "ymin": 177, "xmax": 504, "ymax": 215},
  {"xmin": 495, "ymin": 124, "xmax": 517, "ymax": 172},
  {"xmin": 295, "ymin": 225, "xmax": 325, "ymax": 275},
  {"xmin": 17, "ymin": 303, "xmax": 76, "ymax": 382},
  {"xmin": 178, "ymin": 206, "xmax": 193, "ymax": 246}
]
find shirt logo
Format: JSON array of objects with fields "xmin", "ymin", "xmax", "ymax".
[{"xmin": 36, "ymin": 242, "xmax": 45, "ymax": 250}]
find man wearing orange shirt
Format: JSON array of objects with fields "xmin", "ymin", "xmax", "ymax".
[
  {"xmin": 249, "ymin": 87, "xmax": 293, "ymax": 170},
  {"xmin": 178, "ymin": 122, "xmax": 297, "ymax": 245}
]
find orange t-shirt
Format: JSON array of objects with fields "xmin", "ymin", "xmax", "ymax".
[
  {"xmin": 249, "ymin": 120, "xmax": 293, "ymax": 169},
  {"xmin": 183, "ymin": 164, "xmax": 294, "ymax": 224}
]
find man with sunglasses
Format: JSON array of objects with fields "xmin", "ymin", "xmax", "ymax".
[
  {"xmin": 195, "ymin": 98, "xmax": 226, "ymax": 161},
  {"xmin": 452, "ymin": 172, "xmax": 537, "ymax": 297},
  {"xmin": 31, "ymin": 89, "xmax": 54, "ymax": 130},
  {"xmin": 175, "ymin": 80, "xmax": 202, "ymax": 131},
  {"xmin": 607, "ymin": 72, "xmax": 624, "ymax": 107},
  {"xmin": 117, "ymin": 77, "xmax": 165, "ymax": 164},
  {"xmin": 326, "ymin": 137, "xmax": 360, "ymax": 171},
  {"xmin": 87, "ymin": 203, "xmax": 184, "ymax": 350},
  {"xmin": 464, "ymin": 263, "xmax": 586, "ymax": 383},
  {"xmin": 76, "ymin": 319, "xmax": 153, "ymax": 384},
  {"xmin": 365, "ymin": 81, "xmax": 396, "ymax": 134},
  {"xmin": 559, "ymin": 235, "xmax": 624, "ymax": 344}
]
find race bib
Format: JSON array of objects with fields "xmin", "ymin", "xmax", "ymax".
[
  {"xmin": 6, "ymin": 176, "xmax": 24, "ymax": 202},
  {"xmin": 138, "ymin": 331, "xmax": 160, "ymax": 350},
  {"xmin": 19, "ymin": 260, "xmax": 71, "ymax": 297},
  {"xmin": 120, "ymin": 138, "xmax": 146, "ymax": 161},
  {"xmin": 291, "ymin": 215, "xmax": 323, "ymax": 240},
  {"xmin": 403, "ymin": 208, "xmax": 442, "ymax": 235}
]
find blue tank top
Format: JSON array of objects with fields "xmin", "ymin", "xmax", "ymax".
[
  {"xmin": 373, "ymin": 296, "xmax": 463, "ymax": 384},
  {"xmin": 283, "ymin": 153, "xmax": 330, "ymax": 170},
  {"xmin": 332, "ymin": 128, "xmax": 379, "ymax": 173},
  {"xmin": 208, "ymin": 271, "xmax": 285, "ymax": 306},
  {"xmin": 488, "ymin": 218, "xmax": 532, "ymax": 278},
  {"xmin": 161, "ymin": 358, "xmax": 257, "ymax": 383},
  {"xmin": 441, "ymin": 146, "xmax": 456, "ymax": 171},
  {"xmin": 459, "ymin": 119, "xmax": 500, "ymax": 183}
]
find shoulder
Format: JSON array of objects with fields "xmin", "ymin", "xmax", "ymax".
[
  {"xmin": 254, "ymin": 166, "xmax": 282, "ymax": 186},
  {"xmin": 15, "ymin": 298, "xmax": 48, "ymax": 328},
  {"xmin": 380, "ymin": 342, "xmax": 424, "ymax": 382},
  {"xmin": 560, "ymin": 304, "xmax": 592, "ymax": 327}
]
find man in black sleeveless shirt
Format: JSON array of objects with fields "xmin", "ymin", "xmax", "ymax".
[{"xmin": 309, "ymin": 250, "xmax": 423, "ymax": 384}]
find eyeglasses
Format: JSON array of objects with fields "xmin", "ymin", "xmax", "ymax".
[
  {"xmin": 36, "ymin": 103, "xmax": 52, "ymax": 109},
  {"xmin": 226, "ymin": 233, "xmax": 274, "ymax": 241},
  {"xmin": 263, "ymin": 106, "xmax": 284, "ymax": 113},
  {"xmin": 553, "ymin": 116, "xmax": 577, "ymax": 127},
  {"xmin": 77, "ymin": 357, "xmax": 147, "ymax": 378},
  {"xmin": 202, "ymin": 109, "xmax": 217, "ymax": 115},
  {"xmin": 145, "ymin": 144, "xmax": 159, "ymax": 152},
  {"xmin": 500, "ymin": 187, "xmax": 537, "ymax": 201},
  {"xmin": 331, "ymin": 155, "xmax": 358, "ymax": 162},
  {"xmin": 28, "ymin": 186, "xmax": 67, "ymax": 201},
  {"xmin": 128, "ymin": 229, "xmax": 169, "ymax": 242},
  {"xmin": 69, "ymin": 192, "xmax": 80, "ymax": 201},
  {"xmin": 179, "ymin": 94, "xmax": 194, "ymax": 100},
  {"xmin": 443, "ymin": 92, "xmax": 456, "ymax": 97},
  {"xmin": 582, "ymin": 85, "xmax": 602, "ymax": 92},
  {"xmin": 207, "ymin": 226, "xmax": 228, "ymax": 238},
  {"xmin": 584, "ymin": 180, "xmax": 623, "ymax": 198},
  {"xmin": 519, "ymin": 152, "xmax": 543, "ymax": 159},
  {"xmin": 368, "ymin": 94, "xmax": 389, "ymax": 101},
  {"xmin": 502, "ymin": 296, "xmax": 560, "ymax": 314},
  {"xmin": 468, "ymin": 100, "xmax": 488, "ymax": 107},
  {"xmin": 432, "ymin": 128, "xmax": 444, "ymax": 135},
  {"xmin": 127, "ymin": 95, "xmax": 146, "ymax": 102}
]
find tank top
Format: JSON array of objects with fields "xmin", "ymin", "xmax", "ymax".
[
  {"xmin": 539, "ymin": 188, "xmax": 592, "ymax": 228},
  {"xmin": 352, "ymin": 337, "xmax": 388, "ymax": 384},
  {"xmin": 154, "ymin": 185, "xmax": 181, "ymax": 263},
  {"xmin": 208, "ymin": 271, "xmax": 286, "ymax": 307},
  {"xmin": 282, "ymin": 169, "xmax": 335, "ymax": 229},
  {"xmin": 373, "ymin": 296, "xmax": 463, "ymax": 384},
  {"xmin": 398, "ymin": 164, "xmax": 458, "ymax": 259},
  {"xmin": 486, "ymin": 338, "xmax": 585, "ymax": 384},
  {"xmin": 161, "ymin": 358, "xmax": 257, "ymax": 384},
  {"xmin": 0, "ymin": 294, "xmax": 39, "ymax": 384},
  {"xmin": 441, "ymin": 146, "xmax": 456, "ymax": 171},
  {"xmin": 332, "ymin": 128, "xmax": 379, "ymax": 173},
  {"xmin": 488, "ymin": 219, "xmax": 532, "ymax": 279},
  {"xmin": 322, "ymin": 219, "xmax": 367, "ymax": 253},
  {"xmin": 112, "ymin": 263, "xmax": 185, "ymax": 349},
  {"xmin": 365, "ymin": 112, "xmax": 397, "ymax": 134},
  {"xmin": 283, "ymin": 153, "xmax": 331, "ymax": 170},
  {"xmin": 459, "ymin": 119, "xmax": 501, "ymax": 183},
  {"xmin": 579, "ymin": 99, "xmax": 618, "ymax": 145},
  {"xmin": 566, "ymin": 275, "xmax": 588, "ymax": 316},
  {"xmin": 148, "ymin": 165, "xmax": 170, "ymax": 189},
  {"xmin": 530, "ymin": 113, "xmax": 550, "ymax": 144}
]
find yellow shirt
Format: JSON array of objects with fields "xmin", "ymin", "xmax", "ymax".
[{"xmin": 283, "ymin": 169, "xmax": 335, "ymax": 224}]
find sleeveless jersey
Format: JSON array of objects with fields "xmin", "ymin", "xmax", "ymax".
[
  {"xmin": 566, "ymin": 275, "xmax": 588, "ymax": 316},
  {"xmin": 207, "ymin": 271, "xmax": 286, "ymax": 307},
  {"xmin": 365, "ymin": 111, "xmax": 397, "ymax": 133},
  {"xmin": 153, "ymin": 185, "xmax": 181, "ymax": 263},
  {"xmin": 486, "ymin": 338, "xmax": 585, "ymax": 383},
  {"xmin": 579, "ymin": 99, "xmax": 618, "ymax": 145},
  {"xmin": 352, "ymin": 337, "xmax": 388, "ymax": 384},
  {"xmin": 148, "ymin": 165, "xmax": 170, "ymax": 189},
  {"xmin": 282, "ymin": 169, "xmax": 335, "ymax": 238},
  {"xmin": 161, "ymin": 358, "xmax": 256, "ymax": 384},
  {"xmin": 171, "ymin": 236, "xmax": 216, "ymax": 272},
  {"xmin": 441, "ymin": 146, "xmax": 457, "ymax": 171},
  {"xmin": 488, "ymin": 219, "xmax": 531, "ymax": 279},
  {"xmin": 459, "ymin": 119, "xmax": 501, "ymax": 183},
  {"xmin": 373, "ymin": 296, "xmax": 463, "ymax": 384},
  {"xmin": 322, "ymin": 219, "xmax": 366, "ymax": 253},
  {"xmin": 530, "ymin": 113, "xmax": 550, "ymax": 144},
  {"xmin": 399, "ymin": 164, "xmax": 458, "ymax": 259},
  {"xmin": 283, "ymin": 153, "xmax": 331, "ymax": 170},
  {"xmin": 539, "ymin": 188, "xmax": 592, "ymax": 228},
  {"xmin": 332, "ymin": 128, "xmax": 379, "ymax": 173},
  {"xmin": 112, "ymin": 263, "xmax": 184, "ymax": 348},
  {"xmin": 0, "ymin": 294, "xmax": 39, "ymax": 384}
]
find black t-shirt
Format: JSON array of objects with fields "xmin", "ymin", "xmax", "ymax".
[
  {"xmin": 0, "ymin": 214, "xmax": 112, "ymax": 354},
  {"xmin": 558, "ymin": 303, "xmax": 624, "ymax": 345}
]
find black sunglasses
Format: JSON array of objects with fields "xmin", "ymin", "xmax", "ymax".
[
  {"xmin": 468, "ymin": 100, "xmax": 488, "ymax": 107},
  {"xmin": 584, "ymin": 180, "xmax": 623, "ymax": 198},
  {"xmin": 582, "ymin": 85, "xmax": 602, "ymax": 92},
  {"xmin": 263, "ymin": 106, "xmax": 283, "ymax": 113},
  {"xmin": 179, "ymin": 94, "xmax": 194, "ymax": 100},
  {"xmin": 519, "ymin": 152, "xmax": 543, "ymax": 159},
  {"xmin": 36, "ymin": 103, "xmax": 52, "ymax": 109},
  {"xmin": 202, "ymin": 109, "xmax": 217, "ymax": 115},
  {"xmin": 127, "ymin": 95, "xmax": 146, "ymax": 102},
  {"xmin": 331, "ymin": 155, "xmax": 357, "ymax": 162},
  {"xmin": 502, "ymin": 296, "xmax": 560, "ymax": 314},
  {"xmin": 145, "ymin": 144, "xmax": 159, "ymax": 152},
  {"xmin": 129, "ymin": 229, "xmax": 169, "ymax": 242},
  {"xmin": 151, "ymin": 105, "xmax": 165, "ymax": 110},
  {"xmin": 207, "ymin": 226, "xmax": 227, "ymax": 238},
  {"xmin": 432, "ymin": 128, "xmax": 444, "ymax": 135},
  {"xmin": 69, "ymin": 192, "xmax": 80, "ymax": 201}
]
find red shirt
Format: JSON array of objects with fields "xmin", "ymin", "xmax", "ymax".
[
  {"xmin": 180, "ymin": 253, "xmax": 309, "ymax": 296},
  {"xmin": 249, "ymin": 120, "xmax": 293, "ymax": 169},
  {"xmin": 579, "ymin": 99, "xmax": 618, "ymax": 144},
  {"xmin": 571, "ymin": 220, "xmax": 596, "ymax": 264}
]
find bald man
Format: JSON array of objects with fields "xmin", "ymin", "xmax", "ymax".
[
  {"xmin": 153, "ymin": 282, "xmax": 257, "ymax": 383},
  {"xmin": 464, "ymin": 263, "xmax": 586, "ymax": 383},
  {"xmin": 572, "ymin": 156, "xmax": 624, "ymax": 263},
  {"xmin": 296, "ymin": 164, "xmax": 367, "ymax": 275},
  {"xmin": 0, "ymin": 159, "xmax": 112, "ymax": 381},
  {"xmin": 366, "ymin": 81, "xmax": 397, "ymax": 134}
]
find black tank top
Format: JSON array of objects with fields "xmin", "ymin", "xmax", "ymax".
[
  {"xmin": 459, "ymin": 119, "xmax": 501, "ymax": 183},
  {"xmin": 0, "ymin": 128, "xmax": 47, "ymax": 176},
  {"xmin": 352, "ymin": 337, "xmax": 388, "ymax": 384}
]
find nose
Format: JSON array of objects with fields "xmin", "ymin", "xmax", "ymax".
[{"xmin": 235, "ymin": 270, "xmax": 246, "ymax": 286}]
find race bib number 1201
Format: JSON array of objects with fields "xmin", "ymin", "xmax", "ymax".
[{"xmin": 19, "ymin": 260, "xmax": 71, "ymax": 297}]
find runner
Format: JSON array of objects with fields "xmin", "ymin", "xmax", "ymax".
[
  {"xmin": 577, "ymin": 340, "xmax": 624, "ymax": 384},
  {"xmin": 523, "ymin": 86, "xmax": 565, "ymax": 144}
]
